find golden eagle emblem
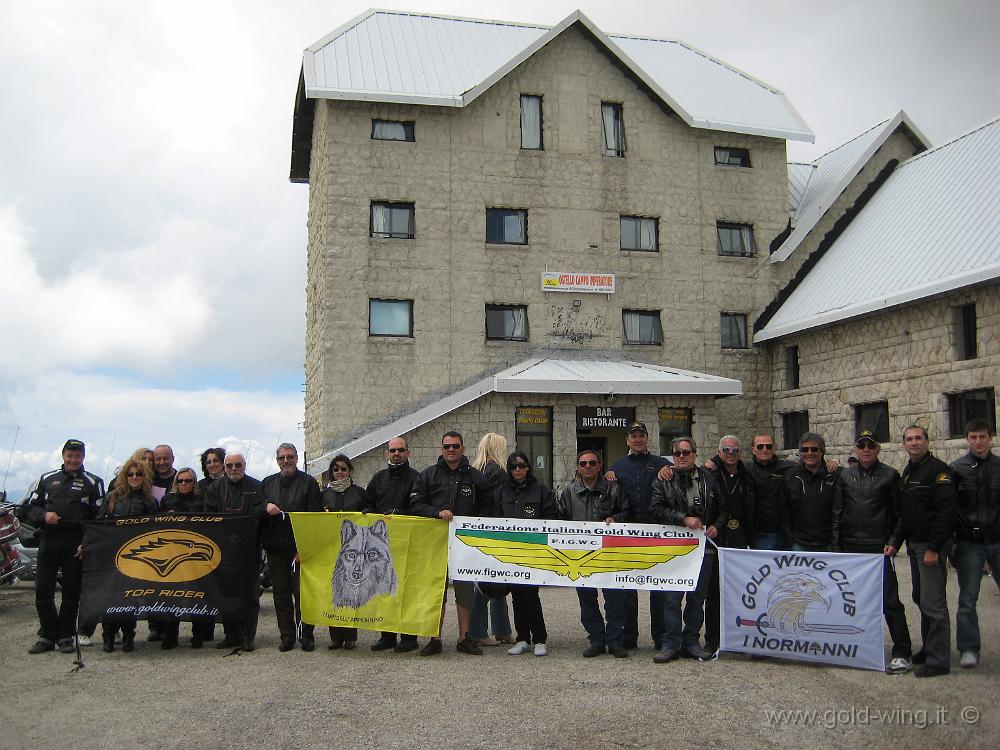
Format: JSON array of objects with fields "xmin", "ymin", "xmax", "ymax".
[{"xmin": 116, "ymin": 530, "xmax": 221, "ymax": 583}]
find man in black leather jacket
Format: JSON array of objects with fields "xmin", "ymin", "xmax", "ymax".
[{"xmin": 832, "ymin": 430, "xmax": 912, "ymax": 673}]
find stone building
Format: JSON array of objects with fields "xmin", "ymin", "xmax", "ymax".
[{"xmin": 290, "ymin": 9, "xmax": 999, "ymax": 484}]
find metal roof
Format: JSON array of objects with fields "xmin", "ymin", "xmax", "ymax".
[
  {"xmin": 756, "ymin": 116, "xmax": 1000, "ymax": 342},
  {"xmin": 300, "ymin": 9, "xmax": 814, "ymax": 143},
  {"xmin": 771, "ymin": 111, "xmax": 929, "ymax": 263},
  {"xmin": 307, "ymin": 356, "xmax": 741, "ymax": 471}
]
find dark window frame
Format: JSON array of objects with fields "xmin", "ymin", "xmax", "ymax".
[
  {"xmin": 368, "ymin": 298, "xmax": 414, "ymax": 338},
  {"xmin": 370, "ymin": 201, "xmax": 415, "ymax": 240},
  {"xmin": 720, "ymin": 312, "xmax": 749, "ymax": 349},
  {"xmin": 716, "ymin": 221, "xmax": 757, "ymax": 257},
  {"xmin": 948, "ymin": 388, "xmax": 997, "ymax": 438},
  {"xmin": 658, "ymin": 407, "xmax": 693, "ymax": 447},
  {"xmin": 371, "ymin": 119, "xmax": 415, "ymax": 142},
  {"xmin": 486, "ymin": 208, "xmax": 528, "ymax": 245},
  {"xmin": 622, "ymin": 309, "xmax": 663, "ymax": 346},
  {"xmin": 957, "ymin": 303, "xmax": 978, "ymax": 360},
  {"xmin": 620, "ymin": 215, "xmax": 659, "ymax": 252},
  {"xmin": 516, "ymin": 406, "xmax": 553, "ymax": 489},
  {"xmin": 781, "ymin": 411, "xmax": 810, "ymax": 450},
  {"xmin": 854, "ymin": 401, "xmax": 890, "ymax": 444},
  {"xmin": 485, "ymin": 304, "xmax": 529, "ymax": 342},
  {"xmin": 601, "ymin": 101, "xmax": 626, "ymax": 157},
  {"xmin": 714, "ymin": 146, "xmax": 752, "ymax": 168},
  {"xmin": 786, "ymin": 345, "xmax": 800, "ymax": 389},
  {"xmin": 519, "ymin": 94, "xmax": 543, "ymax": 150}
]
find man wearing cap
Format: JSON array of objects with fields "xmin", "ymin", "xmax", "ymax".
[
  {"xmin": 899, "ymin": 425, "xmax": 956, "ymax": 677},
  {"xmin": 26, "ymin": 440, "xmax": 104, "ymax": 654},
  {"xmin": 832, "ymin": 429, "xmax": 913, "ymax": 674},
  {"xmin": 606, "ymin": 421, "xmax": 671, "ymax": 650}
]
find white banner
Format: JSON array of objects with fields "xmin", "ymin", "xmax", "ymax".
[
  {"xmin": 449, "ymin": 516, "xmax": 705, "ymax": 591},
  {"xmin": 719, "ymin": 548, "xmax": 885, "ymax": 671}
]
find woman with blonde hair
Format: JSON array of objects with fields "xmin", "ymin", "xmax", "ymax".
[{"xmin": 469, "ymin": 432, "xmax": 514, "ymax": 646}]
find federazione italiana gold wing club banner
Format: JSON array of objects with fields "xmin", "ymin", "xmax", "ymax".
[
  {"xmin": 79, "ymin": 515, "xmax": 260, "ymax": 629},
  {"xmin": 290, "ymin": 513, "xmax": 448, "ymax": 637},
  {"xmin": 449, "ymin": 516, "xmax": 706, "ymax": 591}
]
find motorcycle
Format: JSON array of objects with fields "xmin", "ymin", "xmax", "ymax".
[{"xmin": 0, "ymin": 502, "xmax": 27, "ymax": 585}]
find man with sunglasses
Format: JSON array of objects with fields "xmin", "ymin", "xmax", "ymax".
[
  {"xmin": 832, "ymin": 430, "xmax": 912, "ymax": 674},
  {"xmin": 364, "ymin": 436, "xmax": 421, "ymax": 653},
  {"xmin": 409, "ymin": 431, "xmax": 494, "ymax": 656},
  {"xmin": 261, "ymin": 443, "xmax": 323, "ymax": 652},
  {"xmin": 786, "ymin": 432, "xmax": 840, "ymax": 552},
  {"xmin": 606, "ymin": 421, "xmax": 671, "ymax": 651},
  {"xmin": 559, "ymin": 450, "xmax": 630, "ymax": 658}
]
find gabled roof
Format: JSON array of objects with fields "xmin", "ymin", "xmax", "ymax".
[
  {"xmin": 299, "ymin": 9, "xmax": 813, "ymax": 141},
  {"xmin": 755, "ymin": 116, "xmax": 1000, "ymax": 342},
  {"xmin": 307, "ymin": 356, "xmax": 741, "ymax": 472},
  {"xmin": 771, "ymin": 111, "xmax": 929, "ymax": 263}
]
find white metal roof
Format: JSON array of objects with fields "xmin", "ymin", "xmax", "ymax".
[
  {"xmin": 756, "ymin": 116, "xmax": 1000, "ymax": 342},
  {"xmin": 301, "ymin": 9, "xmax": 814, "ymax": 143},
  {"xmin": 308, "ymin": 356, "xmax": 741, "ymax": 471},
  {"xmin": 771, "ymin": 111, "xmax": 929, "ymax": 263}
]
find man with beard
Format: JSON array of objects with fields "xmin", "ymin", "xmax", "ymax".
[
  {"xmin": 203, "ymin": 452, "xmax": 265, "ymax": 651},
  {"xmin": 365, "ymin": 436, "xmax": 421, "ymax": 653},
  {"xmin": 261, "ymin": 443, "xmax": 323, "ymax": 652}
]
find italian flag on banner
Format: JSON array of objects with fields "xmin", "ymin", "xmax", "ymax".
[{"xmin": 290, "ymin": 512, "xmax": 448, "ymax": 637}]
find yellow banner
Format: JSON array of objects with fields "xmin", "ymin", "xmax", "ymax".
[{"xmin": 289, "ymin": 512, "xmax": 448, "ymax": 637}]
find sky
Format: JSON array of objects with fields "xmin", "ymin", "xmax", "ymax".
[{"xmin": 1, "ymin": 0, "xmax": 998, "ymax": 497}]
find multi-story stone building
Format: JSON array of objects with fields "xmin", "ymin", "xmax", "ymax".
[{"xmin": 290, "ymin": 9, "xmax": 998, "ymax": 484}]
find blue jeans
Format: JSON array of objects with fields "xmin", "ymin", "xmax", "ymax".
[
  {"xmin": 576, "ymin": 588, "xmax": 626, "ymax": 646},
  {"xmin": 955, "ymin": 540, "xmax": 1000, "ymax": 655},
  {"xmin": 753, "ymin": 532, "xmax": 785, "ymax": 551},
  {"xmin": 469, "ymin": 590, "xmax": 512, "ymax": 640},
  {"xmin": 661, "ymin": 552, "xmax": 713, "ymax": 651}
]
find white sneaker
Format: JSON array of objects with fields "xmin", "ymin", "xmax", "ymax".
[
  {"xmin": 887, "ymin": 657, "xmax": 912, "ymax": 674},
  {"xmin": 77, "ymin": 635, "xmax": 94, "ymax": 647},
  {"xmin": 534, "ymin": 642, "xmax": 548, "ymax": 657},
  {"xmin": 960, "ymin": 651, "xmax": 979, "ymax": 668},
  {"xmin": 507, "ymin": 640, "xmax": 530, "ymax": 655}
]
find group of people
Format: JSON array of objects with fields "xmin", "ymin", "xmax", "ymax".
[{"xmin": 22, "ymin": 417, "xmax": 998, "ymax": 679}]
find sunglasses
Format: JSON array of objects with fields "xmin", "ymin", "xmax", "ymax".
[
  {"xmin": 332, "ymin": 466, "xmax": 350, "ymax": 473},
  {"xmin": 578, "ymin": 460, "xmax": 599, "ymax": 467},
  {"xmin": 126, "ymin": 471, "xmax": 143, "ymax": 478},
  {"xmin": 511, "ymin": 462, "xmax": 529, "ymax": 469},
  {"xmin": 387, "ymin": 447, "xmax": 408, "ymax": 454},
  {"xmin": 800, "ymin": 446, "xmax": 822, "ymax": 453},
  {"xmin": 225, "ymin": 463, "xmax": 244, "ymax": 469},
  {"xmin": 176, "ymin": 478, "xmax": 194, "ymax": 484},
  {"xmin": 442, "ymin": 443, "xmax": 461, "ymax": 450},
  {"xmin": 754, "ymin": 443, "xmax": 773, "ymax": 451},
  {"xmin": 672, "ymin": 449, "xmax": 693, "ymax": 457},
  {"xmin": 720, "ymin": 446, "xmax": 740, "ymax": 454},
  {"xmin": 856, "ymin": 441, "xmax": 878, "ymax": 449}
]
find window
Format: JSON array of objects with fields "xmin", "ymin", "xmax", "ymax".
[
  {"xmin": 370, "ymin": 202, "xmax": 414, "ymax": 239},
  {"xmin": 516, "ymin": 406, "xmax": 552, "ymax": 488},
  {"xmin": 486, "ymin": 208, "xmax": 527, "ymax": 245},
  {"xmin": 620, "ymin": 216, "xmax": 658, "ymax": 252},
  {"xmin": 786, "ymin": 345, "xmax": 800, "ymax": 389},
  {"xmin": 601, "ymin": 102, "xmax": 625, "ymax": 157},
  {"xmin": 957, "ymin": 304, "xmax": 978, "ymax": 360},
  {"xmin": 623, "ymin": 310, "xmax": 662, "ymax": 345},
  {"xmin": 714, "ymin": 147, "xmax": 751, "ymax": 167},
  {"xmin": 948, "ymin": 388, "xmax": 997, "ymax": 437},
  {"xmin": 721, "ymin": 313, "xmax": 749, "ymax": 349},
  {"xmin": 854, "ymin": 402, "xmax": 890, "ymax": 444},
  {"xmin": 372, "ymin": 120, "xmax": 414, "ymax": 142},
  {"xmin": 369, "ymin": 299, "xmax": 413, "ymax": 337},
  {"xmin": 716, "ymin": 222, "xmax": 756, "ymax": 257},
  {"xmin": 486, "ymin": 305, "xmax": 528, "ymax": 341},
  {"xmin": 659, "ymin": 407, "xmax": 693, "ymax": 446},
  {"xmin": 781, "ymin": 411, "xmax": 810, "ymax": 450},
  {"xmin": 520, "ymin": 95, "xmax": 542, "ymax": 150}
]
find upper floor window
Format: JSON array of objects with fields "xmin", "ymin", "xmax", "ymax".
[
  {"xmin": 601, "ymin": 102, "xmax": 625, "ymax": 157},
  {"xmin": 486, "ymin": 304, "xmax": 528, "ymax": 341},
  {"xmin": 948, "ymin": 388, "xmax": 996, "ymax": 438},
  {"xmin": 620, "ymin": 216, "xmax": 658, "ymax": 252},
  {"xmin": 486, "ymin": 208, "xmax": 527, "ymax": 245},
  {"xmin": 721, "ymin": 313, "xmax": 749, "ymax": 349},
  {"xmin": 623, "ymin": 309, "xmax": 662, "ymax": 346},
  {"xmin": 372, "ymin": 120, "xmax": 415, "ymax": 142},
  {"xmin": 369, "ymin": 299, "xmax": 413, "ymax": 337},
  {"xmin": 956, "ymin": 303, "xmax": 978, "ymax": 360},
  {"xmin": 371, "ymin": 202, "xmax": 414, "ymax": 239},
  {"xmin": 520, "ymin": 95, "xmax": 543, "ymax": 150},
  {"xmin": 854, "ymin": 401, "xmax": 890, "ymax": 444},
  {"xmin": 786, "ymin": 345, "xmax": 800, "ymax": 389},
  {"xmin": 717, "ymin": 221, "xmax": 756, "ymax": 257},
  {"xmin": 714, "ymin": 147, "xmax": 751, "ymax": 167}
]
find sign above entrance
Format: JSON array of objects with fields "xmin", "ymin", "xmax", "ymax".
[
  {"xmin": 542, "ymin": 272, "xmax": 615, "ymax": 294},
  {"xmin": 577, "ymin": 407, "xmax": 636, "ymax": 430}
]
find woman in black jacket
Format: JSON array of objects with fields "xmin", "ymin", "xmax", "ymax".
[
  {"xmin": 321, "ymin": 454, "xmax": 368, "ymax": 650},
  {"xmin": 98, "ymin": 459, "xmax": 157, "ymax": 653},
  {"xmin": 495, "ymin": 451, "xmax": 559, "ymax": 657}
]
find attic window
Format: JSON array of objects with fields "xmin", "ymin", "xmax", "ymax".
[
  {"xmin": 715, "ymin": 147, "xmax": 751, "ymax": 167},
  {"xmin": 601, "ymin": 102, "xmax": 625, "ymax": 157}
]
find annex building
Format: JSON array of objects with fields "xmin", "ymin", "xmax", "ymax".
[{"xmin": 290, "ymin": 9, "xmax": 999, "ymax": 485}]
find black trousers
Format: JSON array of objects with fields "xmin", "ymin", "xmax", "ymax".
[
  {"xmin": 35, "ymin": 533, "xmax": 83, "ymax": 643},
  {"xmin": 267, "ymin": 549, "xmax": 312, "ymax": 640},
  {"xmin": 844, "ymin": 546, "xmax": 912, "ymax": 658},
  {"xmin": 511, "ymin": 584, "xmax": 547, "ymax": 644},
  {"xmin": 624, "ymin": 589, "xmax": 665, "ymax": 648},
  {"xmin": 704, "ymin": 553, "xmax": 721, "ymax": 649}
]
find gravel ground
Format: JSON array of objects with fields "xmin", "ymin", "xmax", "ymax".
[{"xmin": 1, "ymin": 561, "xmax": 997, "ymax": 750}]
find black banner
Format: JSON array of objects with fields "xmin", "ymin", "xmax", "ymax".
[{"xmin": 79, "ymin": 514, "xmax": 258, "ymax": 629}]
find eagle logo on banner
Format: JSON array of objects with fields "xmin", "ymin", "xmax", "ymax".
[
  {"xmin": 454, "ymin": 529, "xmax": 698, "ymax": 581},
  {"xmin": 735, "ymin": 572, "xmax": 864, "ymax": 637},
  {"xmin": 116, "ymin": 531, "xmax": 221, "ymax": 583}
]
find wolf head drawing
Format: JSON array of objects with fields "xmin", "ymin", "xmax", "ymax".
[{"xmin": 331, "ymin": 519, "xmax": 398, "ymax": 609}]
